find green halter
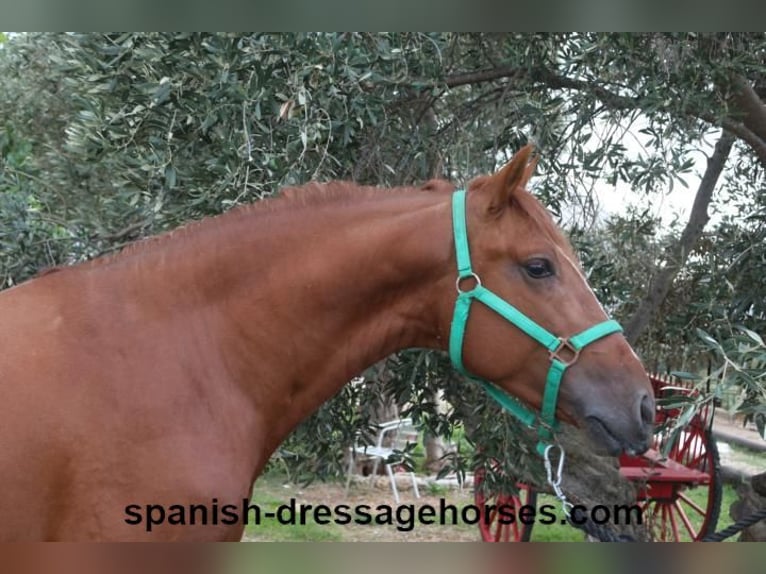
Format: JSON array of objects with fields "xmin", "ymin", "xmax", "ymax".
[{"xmin": 448, "ymin": 189, "xmax": 623, "ymax": 455}]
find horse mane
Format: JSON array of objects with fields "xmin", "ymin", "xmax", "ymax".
[
  {"xmin": 35, "ymin": 175, "xmax": 573, "ymax": 275},
  {"xmin": 275, "ymin": 180, "xmax": 391, "ymax": 207},
  {"xmin": 39, "ymin": 180, "xmax": 442, "ymax": 274}
]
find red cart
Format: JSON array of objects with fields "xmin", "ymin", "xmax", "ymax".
[{"xmin": 474, "ymin": 374, "xmax": 721, "ymax": 542}]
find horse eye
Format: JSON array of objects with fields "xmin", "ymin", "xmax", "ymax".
[{"xmin": 524, "ymin": 258, "xmax": 554, "ymax": 279}]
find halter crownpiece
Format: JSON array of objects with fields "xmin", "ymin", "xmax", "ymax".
[{"xmin": 448, "ymin": 189, "xmax": 623, "ymax": 455}]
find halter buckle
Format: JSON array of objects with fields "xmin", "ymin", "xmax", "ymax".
[{"xmin": 549, "ymin": 338, "xmax": 580, "ymax": 367}]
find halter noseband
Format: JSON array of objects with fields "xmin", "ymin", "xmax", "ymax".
[{"xmin": 448, "ymin": 189, "xmax": 623, "ymax": 455}]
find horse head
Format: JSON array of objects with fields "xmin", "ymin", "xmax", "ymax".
[{"xmin": 448, "ymin": 145, "xmax": 654, "ymax": 455}]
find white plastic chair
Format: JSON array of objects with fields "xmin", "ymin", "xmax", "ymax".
[{"xmin": 345, "ymin": 418, "xmax": 421, "ymax": 504}]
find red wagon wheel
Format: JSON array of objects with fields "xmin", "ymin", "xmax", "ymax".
[
  {"xmin": 474, "ymin": 468, "xmax": 537, "ymax": 542},
  {"xmin": 621, "ymin": 374, "xmax": 722, "ymax": 542},
  {"xmin": 632, "ymin": 415, "xmax": 721, "ymax": 541}
]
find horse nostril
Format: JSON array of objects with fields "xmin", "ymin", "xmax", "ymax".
[{"xmin": 640, "ymin": 392, "xmax": 655, "ymax": 427}]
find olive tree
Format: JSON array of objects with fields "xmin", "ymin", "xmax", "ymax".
[{"xmin": 2, "ymin": 34, "xmax": 765, "ymax": 537}]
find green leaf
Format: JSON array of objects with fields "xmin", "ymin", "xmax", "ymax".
[
  {"xmin": 164, "ymin": 166, "xmax": 176, "ymax": 189},
  {"xmin": 656, "ymin": 393, "xmax": 696, "ymax": 409},
  {"xmin": 739, "ymin": 327, "xmax": 764, "ymax": 347},
  {"xmin": 669, "ymin": 371, "xmax": 700, "ymax": 381},
  {"xmin": 696, "ymin": 328, "xmax": 722, "ymax": 350},
  {"xmin": 153, "ymin": 81, "xmax": 172, "ymax": 104}
]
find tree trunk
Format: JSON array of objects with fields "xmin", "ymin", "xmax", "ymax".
[
  {"xmin": 423, "ymin": 411, "xmax": 448, "ymax": 475},
  {"xmin": 559, "ymin": 131, "xmax": 735, "ymax": 540},
  {"xmin": 730, "ymin": 471, "xmax": 766, "ymax": 541},
  {"xmin": 623, "ymin": 131, "xmax": 735, "ymax": 345},
  {"xmin": 558, "ymin": 429, "xmax": 652, "ymax": 541}
]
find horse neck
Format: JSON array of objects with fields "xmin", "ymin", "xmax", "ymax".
[{"xmin": 149, "ymin": 190, "xmax": 455, "ymax": 453}]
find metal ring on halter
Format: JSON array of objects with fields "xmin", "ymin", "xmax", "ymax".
[
  {"xmin": 455, "ymin": 272, "xmax": 482, "ymax": 294},
  {"xmin": 549, "ymin": 338, "xmax": 580, "ymax": 367}
]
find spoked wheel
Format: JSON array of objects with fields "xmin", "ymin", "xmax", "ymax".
[
  {"xmin": 637, "ymin": 420, "xmax": 722, "ymax": 541},
  {"xmin": 474, "ymin": 468, "xmax": 537, "ymax": 542}
]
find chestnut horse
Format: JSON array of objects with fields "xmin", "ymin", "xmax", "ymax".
[{"xmin": 0, "ymin": 146, "xmax": 653, "ymax": 540}]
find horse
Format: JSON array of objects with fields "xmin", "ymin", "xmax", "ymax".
[{"xmin": 0, "ymin": 145, "xmax": 654, "ymax": 540}]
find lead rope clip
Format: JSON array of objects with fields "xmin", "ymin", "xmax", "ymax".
[{"xmin": 544, "ymin": 443, "xmax": 573, "ymax": 518}]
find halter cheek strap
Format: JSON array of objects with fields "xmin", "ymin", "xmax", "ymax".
[{"xmin": 448, "ymin": 189, "xmax": 623, "ymax": 455}]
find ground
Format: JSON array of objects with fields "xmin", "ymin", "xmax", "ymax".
[
  {"xmin": 244, "ymin": 412, "xmax": 761, "ymax": 542},
  {"xmin": 244, "ymin": 471, "xmax": 740, "ymax": 542},
  {"xmin": 714, "ymin": 414, "xmax": 765, "ymax": 477},
  {"xmin": 244, "ymin": 474, "xmax": 480, "ymax": 542}
]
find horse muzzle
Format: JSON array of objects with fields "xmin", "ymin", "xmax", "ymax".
[{"xmin": 580, "ymin": 390, "xmax": 655, "ymax": 456}]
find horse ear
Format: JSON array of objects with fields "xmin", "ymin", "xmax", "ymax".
[{"xmin": 484, "ymin": 144, "xmax": 538, "ymax": 212}]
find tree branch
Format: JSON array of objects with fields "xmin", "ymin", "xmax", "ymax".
[
  {"xmin": 443, "ymin": 66, "xmax": 766, "ymax": 166},
  {"xmin": 730, "ymin": 73, "xmax": 766, "ymax": 142},
  {"xmin": 445, "ymin": 65, "xmax": 521, "ymax": 88},
  {"xmin": 623, "ymin": 131, "xmax": 736, "ymax": 345},
  {"xmin": 95, "ymin": 220, "xmax": 149, "ymax": 242},
  {"xmin": 709, "ymin": 116, "xmax": 766, "ymax": 167}
]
